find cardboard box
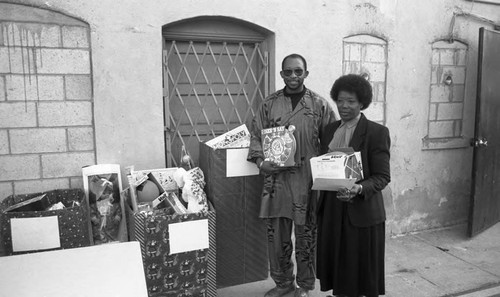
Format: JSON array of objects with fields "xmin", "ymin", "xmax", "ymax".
[
  {"xmin": 199, "ymin": 141, "xmax": 268, "ymax": 288},
  {"xmin": 82, "ymin": 164, "xmax": 128, "ymax": 245},
  {"xmin": 310, "ymin": 148, "xmax": 364, "ymax": 191},
  {"xmin": 0, "ymin": 242, "xmax": 148, "ymax": 297},
  {"xmin": 0, "ymin": 188, "xmax": 92, "ymax": 255},
  {"xmin": 126, "ymin": 193, "xmax": 216, "ymax": 297}
]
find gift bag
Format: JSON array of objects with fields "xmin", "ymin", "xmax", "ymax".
[{"xmin": 0, "ymin": 188, "xmax": 92, "ymax": 255}]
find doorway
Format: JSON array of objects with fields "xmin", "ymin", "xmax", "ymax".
[{"xmin": 162, "ymin": 17, "xmax": 273, "ymax": 167}]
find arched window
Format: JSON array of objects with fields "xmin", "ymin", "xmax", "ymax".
[
  {"xmin": 343, "ymin": 34, "xmax": 388, "ymax": 125},
  {"xmin": 423, "ymin": 40, "xmax": 468, "ymax": 150}
]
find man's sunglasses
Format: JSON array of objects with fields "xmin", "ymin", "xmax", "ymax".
[{"xmin": 282, "ymin": 69, "xmax": 305, "ymax": 77}]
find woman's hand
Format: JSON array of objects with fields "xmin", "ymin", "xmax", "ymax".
[{"xmin": 336, "ymin": 184, "xmax": 362, "ymax": 203}]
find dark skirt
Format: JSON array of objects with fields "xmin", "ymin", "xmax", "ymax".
[{"xmin": 317, "ymin": 192, "xmax": 385, "ymax": 297}]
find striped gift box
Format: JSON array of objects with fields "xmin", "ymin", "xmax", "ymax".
[{"xmin": 127, "ymin": 194, "xmax": 216, "ymax": 297}]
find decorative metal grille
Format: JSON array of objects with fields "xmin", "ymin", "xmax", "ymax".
[{"xmin": 163, "ymin": 39, "xmax": 268, "ymax": 166}]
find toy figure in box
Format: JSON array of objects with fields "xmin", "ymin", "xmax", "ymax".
[
  {"xmin": 173, "ymin": 167, "xmax": 208, "ymax": 213},
  {"xmin": 88, "ymin": 175, "xmax": 122, "ymax": 244}
]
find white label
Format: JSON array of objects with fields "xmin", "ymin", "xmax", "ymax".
[
  {"xmin": 10, "ymin": 216, "xmax": 61, "ymax": 252},
  {"xmin": 168, "ymin": 219, "xmax": 209, "ymax": 254}
]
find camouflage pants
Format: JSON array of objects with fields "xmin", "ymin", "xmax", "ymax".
[{"xmin": 265, "ymin": 217, "xmax": 317, "ymax": 290}]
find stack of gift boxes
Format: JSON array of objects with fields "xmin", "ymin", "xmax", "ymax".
[
  {"xmin": 0, "ymin": 162, "xmax": 216, "ymax": 297},
  {"xmin": 0, "ymin": 124, "xmax": 281, "ymax": 296}
]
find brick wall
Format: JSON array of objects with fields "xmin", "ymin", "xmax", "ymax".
[{"xmin": 0, "ymin": 5, "xmax": 95, "ymax": 200}]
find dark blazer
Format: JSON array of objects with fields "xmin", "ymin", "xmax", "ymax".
[{"xmin": 317, "ymin": 113, "xmax": 391, "ymax": 227}]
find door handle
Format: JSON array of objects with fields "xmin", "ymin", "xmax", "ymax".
[{"xmin": 471, "ymin": 137, "xmax": 488, "ymax": 147}]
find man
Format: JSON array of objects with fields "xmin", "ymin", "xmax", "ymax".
[{"xmin": 247, "ymin": 54, "xmax": 336, "ymax": 297}]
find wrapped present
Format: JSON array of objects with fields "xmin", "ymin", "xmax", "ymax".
[
  {"xmin": 204, "ymin": 124, "xmax": 250, "ymax": 149},
  {"xmin": 0, "ymin": 188, "xmax": 92, "ymax": 255},
  {"xmin": 261, "ymin": 125, "xmax": 297, "ymax": 167},
  {"xmin": 310, "ymin": 147, "xmax": 364, "ymax": 191},
  {"xmin": 125, "ymin": 188, "xmax": 216, "ymax": 297}
]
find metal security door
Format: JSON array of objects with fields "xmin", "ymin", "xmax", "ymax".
[
  {"xmin": 468, "ymin": 28, "xmax": 500, "ymax": 237},
  {"xmin": 163, "ymin": 39, "xmax": 268, "ymax": 166}
]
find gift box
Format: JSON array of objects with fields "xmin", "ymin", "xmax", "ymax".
[
  {"xmin": 199, "ymin": 141, "xmax": 268, "ymax": 288},
  {"xmin": 261, "ymin": 125, "xmax": 297, "ymax": 167},
  {"xmin": 0, "ymin": 188, "xmax": 92, "ymax": 255},
  {"xmin": 204, "ymin": 124, "xmax": 250, "ymax": 149},
  {"xmin": 126, "ymin": 190, "xmax": 216, "ymax": 297},
  {"xmin": 82, "ymin": 164, "xmax": 128, "ymax": 245},
  {"xmin": 310, "ymin": 147, "xmax": 364, "ymax": 191}
]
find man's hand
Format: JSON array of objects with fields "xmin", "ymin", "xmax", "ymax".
[{"xmin": 259, "ymin": 160, "xmax": 293, "ymax": 174}]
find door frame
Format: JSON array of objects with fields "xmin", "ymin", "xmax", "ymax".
[{"xmin": 162, "ymin": 17, "xmax": 275, "ymax": 167}]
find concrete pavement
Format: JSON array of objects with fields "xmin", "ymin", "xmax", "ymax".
[{"xmin": 217, "ymin": 222, "xmax": 500, "ymax": 297}]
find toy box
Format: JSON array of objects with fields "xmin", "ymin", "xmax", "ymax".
[
  {"xmin": 0, "ymin": 188, "xmax": 92, "ymax": 255},
  {"xmin": 125, "ymin": 188, "xmax": 216, "ymax": 297}
]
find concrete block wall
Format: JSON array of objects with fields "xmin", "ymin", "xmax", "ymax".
[
  {"xmin": 0, "ymin": 0, "xmax": 497, "ymax": 235},
  {"xmin": 0, "ymin": 6, "xmax": 95, "ymax": 200},
  {"xmin": 423, "ymin": 40, "xmax": 468, "ymax": 149}
]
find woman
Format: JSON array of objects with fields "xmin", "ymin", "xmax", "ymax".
[{"xmin": 316, "ymin": 74, "xmax": 391, "ymax": 297}]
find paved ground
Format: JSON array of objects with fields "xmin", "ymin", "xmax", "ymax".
[{"xmin": 217, "ymin": 222, "xmax": 500, "ymax": 297}]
